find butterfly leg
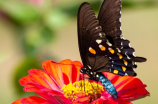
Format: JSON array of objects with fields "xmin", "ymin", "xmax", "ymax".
[
  {"xmin": 80, "ymin": 74, "xmax": 83, "ymax": 91},
  {"xmin": 80, "ymin": 73, "xmax": 86, "ymax": 91},
  {"xmin": 80, "ymin": 73, "xmax": 85, "ymax": 91},
  {"xmin": 89, "ymin": 80, "xmax": 97, "ymax": 104},
  {"xmin": 97, "ymin": 81, "xmax": 99, "ymax": 88},
  {"xmin": 84, "ymin": 75, "xmax": 87, "ymax": 92}
]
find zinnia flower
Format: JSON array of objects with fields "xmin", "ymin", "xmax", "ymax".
[{"xmin": 12, "ymin": 59, "xmax": 149, "ymax": 104}]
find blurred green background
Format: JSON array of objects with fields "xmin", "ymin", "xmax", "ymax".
[{"xmin": 0, "ymin": 0, "xmax": 157, "ymax": 103}]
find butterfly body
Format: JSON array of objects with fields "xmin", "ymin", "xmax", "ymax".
[
  {"xmin": 77, "ymin": 0, "xmax": 146, "ymax": 99},
  {"xmin": 99, "ymin": 74, "xmax": 117, "ymax": 99}
]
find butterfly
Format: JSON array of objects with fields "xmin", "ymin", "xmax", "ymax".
[{"xmin": 77, "ymin": 0, "xmax": 146, "ymax": 99}]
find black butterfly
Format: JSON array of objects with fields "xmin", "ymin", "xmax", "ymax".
[{"xmin": 77, "ymin": 0, "xmax": 146, "ymax": 98}]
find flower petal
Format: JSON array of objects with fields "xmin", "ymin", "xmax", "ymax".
[
  {"xmin": 103, "ymin": 72, "xmax": 118, "ymax": 82},
  {"xmin": 102, "ymin": 72, "xmax": 149, "ymax": 102},
  {"xmin": 12, "ymin": 98, "xmax": 22, "ymax": 104},
  {"xmin": 115, "ymin": 77, "xmax": 143, "ymax": 91},
  {"xmin": 120, "ymin": 102, "xmax": 133, "ymax": 104},
  {"xmin": 29, "ymin": 69, "xmax": 59, "ymax": 90},
  {"xmin": 91, "ymin": 97, "xmax": 118, "ymax": 104},
  {"xmin": 59, "ymin": 59, "xmax": 73, "ymax": 84},
  {"xmin": 76, "ymin": 96, "xmax": 90, "ymax": 103},
  {"xmin": 117, "ymin": 86, "xmax": 149, "ymax": 102},
  {"xmin": 19, "ymin": 69, "xmax": 60, "ymax": 92},
  {"xmin": 42, "ymin": 60, "xmax": 64, "ymax": 88},
  {"xmin": 12, "ymin": 96, "xmax": 52, "ymax": 104},
  {"xmin": 30, "ymin": 88, "xmax": 71, "ymax": 104},
  {"xmin": 76, "ymin": 92, "xmax": 87, "ymax": 98},
  {"xmin": 48, "ymin": 90, "xmax": 71, "ymax": 104},
  {"xmin": 72, "ymin": 61, "xmax": 82, "ymax": 83},
  {"xmin": 116, "ymin": 77, "xmax": 149, "ymax": 100},
  {"xmin": 103, "ymin": 72, "xmax": 131, "ymax": 87}
]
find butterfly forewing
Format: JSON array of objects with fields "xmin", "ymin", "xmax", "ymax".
[{"xmin": 78, "ymin": 2, "xmax": 107, "ymax": 70}]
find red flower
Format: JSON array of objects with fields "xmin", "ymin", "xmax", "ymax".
[{"xmin": 12, "ymin": 59, "xmax": 149, "ymax": 104}]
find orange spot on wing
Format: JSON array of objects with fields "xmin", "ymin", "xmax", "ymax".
[
  {"xmin": 113, "ymin": 69, "xmax": 118, "ymax": 74},
  {"xmin": 89, "ymin": 47, "xmax": 96, "ymax": 54},
  {"xmin": 109, "ymin": 48, "xmax": 115, "ymax": 54},
  {"xmin": 117, "ymin": 53, "xmax": 123, "ymax": 59},
  {"xmin": 99, "ymin": 45, "xmax": 106, "ymax": 51},
  {"xmin": 123, "ymin": 60, "xmax": 128, "ymax": 65},
  {"xmin": 122, "ymin": 66, "xmax": 126, "ymax": 71}
]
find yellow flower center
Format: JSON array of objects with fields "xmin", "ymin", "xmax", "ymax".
[{"xmin": 61, "ymin": 81, "xmax": 104, "ymax": 102}]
